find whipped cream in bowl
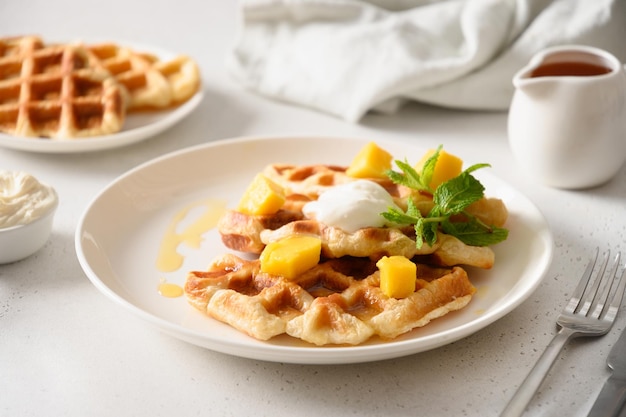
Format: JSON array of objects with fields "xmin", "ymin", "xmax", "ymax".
[{"xmin": 0, "ymin": 171, "xmax": 58, "ymax": 263}]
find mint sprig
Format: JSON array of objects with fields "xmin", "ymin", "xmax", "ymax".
[{"xmin": 381, "ymin": 147, "xmax": 509, "ymax": 248}]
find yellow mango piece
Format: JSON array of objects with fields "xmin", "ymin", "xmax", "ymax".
[
  {"xmin": 415, "ymin": 148, "xmax": 463, "ymax": 190},
  {"xmin": 237, "ymin": 173, "xmax": 285, "ymax": 215},
  {"xmin": 346, "ymin": 142, "xmax": 393, "ymax": 179},
  {"xmin": 377, "ymin": 256, "xmax": 416, "ymax": 299},
  {"xmin": 260, "ymin": 235, "xmax": 322, "ymax": 279}
]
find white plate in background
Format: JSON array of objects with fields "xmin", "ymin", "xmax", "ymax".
[{"xmin": 0, "ymin": 39, "xmax": 202, "ymax": 153}]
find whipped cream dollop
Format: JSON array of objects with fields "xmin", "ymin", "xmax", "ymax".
[
  {"xmin": 0, "ymin": 171, "xmax": 58, "ymax": 228},
  {"xmin": 303, "ymin": 180, "xmax": 400, "ymax": 233}
]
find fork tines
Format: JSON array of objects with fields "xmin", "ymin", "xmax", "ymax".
[{"xmin": 566, "ymin": 249, "xmax": 626, "ymax": 324}]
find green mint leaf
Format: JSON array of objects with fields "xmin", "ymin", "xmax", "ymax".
[
  {"xmin": 385, "ymin": 169, "xmax": 407, "ymax": 186},
  {"xmin": 441, "ymin": 218, "xmax": 509, "ymax": 246},
  {"xmin": 422, "ymin": 220, "xmax": 439, "ymax": 248},
  {"xmin": 381, "ymin": 206, "xmax": 418, "ymax": 225},
  {"xmin": 419, "ymin": 145, "xmax": 442, "ymax": 192},
  {"xmin": 414, "ymin": 217, "xmax": 425, "ymax": 249},
  {"xmin": 413, "ymin": 216, "xmax": 439, "ymax": 249},
  {"xmin": 382, "ymin": 146, "xmax": 509, "ymax": 249},
  {"xmin": 464, "ymin": 163, "xmax": 491, "ymax": 175},
  {"xmin": 433, "ymin": 166, "xmax": 487, "ymax": 215},
  {"xmin": 381, "ymin": 199, "xmax": 424, "ymax": 226},
  {"xmin": 405, "ymin": 198, "xmax": 421, "ymax": 218},
  {"xmin": 386, "ymin": 159, "xmax": 430, "ymax": 192}
]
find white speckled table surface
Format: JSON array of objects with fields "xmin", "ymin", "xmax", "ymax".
[{"xmin": 2, "ymin": 2, "xmax": 626, "ymax": 416}]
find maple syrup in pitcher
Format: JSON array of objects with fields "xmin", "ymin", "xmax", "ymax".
[
  {"xmin": 508, "ymin": 45, "xmax": 626, "ymax": 189},
  {"xmin": 530, "ymin": 61, "xmax": 613, "ymax": 78}
]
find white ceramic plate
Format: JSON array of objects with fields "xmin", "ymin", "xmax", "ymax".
[
  {"xmin": 75, "ymin": 136, "xmax": 554, "ymax": 364},
  {"xmin": 0, "ymin": 40, "xmax": 203, "ymax": 154}
]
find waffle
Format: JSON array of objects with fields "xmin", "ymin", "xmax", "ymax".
[
  {"xmin": 218, "ymin": 163, "xmax": 505, "ymax": 269},
  {"xmin": 218, "ymin": 163, "xmax": 409, "ymax": 254},
  {"xmin": 218, "ymin": 194, "xmax": 308, "ymax": 254},
  {"xmin": 263, "ymin": 164, "xmax": 358, "ymax": 198},
  {"xmin": 185, "ymin": 253, "xmax": 476, "ymax": 346},
  {"xmin": 153, "ymin": 55, "xmax": 201, "ymax": 107},
  {"xmin": 260, "ymin": 220, "xmax": 496, "ymax": 268},
  {"xmin": 85, "ymin": 43, "xmax": 201, "ymax": 111},
  {"xmin": 0, "ymin": 36, "xmax": 125, "ymax": 138}
]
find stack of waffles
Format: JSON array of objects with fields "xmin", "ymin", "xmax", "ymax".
[
  {"xmin": 0, "ymin": 35, "xmax": 200, "ymax": 139},
  {"xmin": 185, "ymin": 163, "xmax": 509, "ymax": 346}
]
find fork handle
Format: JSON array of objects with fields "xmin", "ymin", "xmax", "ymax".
[{"xmin": 500, "ymin": 327, "xmax": 575, "ymax": 417}]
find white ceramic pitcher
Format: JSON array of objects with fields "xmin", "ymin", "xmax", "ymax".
[{"xmin": 508, "ymin": 45, "xmax": 626, "ymax": 189}]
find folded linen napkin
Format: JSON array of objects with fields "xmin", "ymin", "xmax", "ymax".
[{"xmin": 228, "ymin": 0, "xmax": 626, "ymax": 122}]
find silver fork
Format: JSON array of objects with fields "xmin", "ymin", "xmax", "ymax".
[{"xmin": 501, "ymin": 248, "xmax": 626, "ymax": 417}]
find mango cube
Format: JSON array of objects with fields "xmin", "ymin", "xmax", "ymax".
[
  {"xmin": 237, "ymin": 173, "xmax": 285, "ymax": 215},
  {"xmin": 346, "ymin": 142, "xmax": 393, "ymax": 179},
  {"xmin": 415, "ymin": 148, "xmax": 463, "ymax": 190},
  {"xmin": 377, "ymin": 256, "xmax": 416, "ymax": 299},
  {"xmin": 260, "ymin": 235, "xmax": 322, "ymax": 279}
]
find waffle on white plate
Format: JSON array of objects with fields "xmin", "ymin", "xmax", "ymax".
[
  {"xmin": 0, "ymin": 36, "xmax": 125, "ymax": 139},
  {"xmin": 84, "ymin": 43, "xmax": 200, "ymax": 112},
  {"xmin": 187, "ymin": 144, "xmax": 509, "ymax": 346},
  {"xmin": 218, "ymin": 163, "xmax": 505, "ymax": 269},
  {"xmin": 0, "ymin": 35, "xmax": 201, "ymax": 139},
  {"xmin": 185, "ymin": 253, "xmax": 475, "ymax": 346}
]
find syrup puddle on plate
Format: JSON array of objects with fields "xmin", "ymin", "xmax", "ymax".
[
  {"xmin": 158, "ymin": 279, "xmax": 184, "ymax": 298},
  {"xmin": 155, "ymin": 198, "xmax": 227, "ymax": 298}
]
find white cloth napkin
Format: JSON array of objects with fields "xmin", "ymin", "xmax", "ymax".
[{"xmin": 227, "ymin": 0, "xmax": 626, "ymax": 122}]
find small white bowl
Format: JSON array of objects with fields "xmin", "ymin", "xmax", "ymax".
[{"xmin": 0, "ymin": 195, "xmax": 58, "ymax": 264}]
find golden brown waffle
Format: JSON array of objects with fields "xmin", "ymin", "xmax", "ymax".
[
  {"xmin": 220, "ymin": 210, "xmax": 496, "ymax": 268},
  {"xmin": 263, "ymin": 164, "xmax": 356, "ymax": 198},
  {"xmin": 185, "ymin": 253, "xmax": 476, "ymax": 346},
  {"xmin": 0, "ymin": 36, "xmax": 125, "ymax": 138},
  {"xmin": 260, "ymin": 220, "xmax": 497, "ymax": 268},
  {"xmin": 153, "ymin": 55, "xmax": 201, "ymax": 107},
  {"xmin": 218, "ymin": 163, "xmax": 504, "ymax": 269},
  {"xmin": 218, "ymin": 163, "xmax": 409, "ymax": 254},
  {"xmin": 218, "ymin": 194, "xmax": 308, "ymax": 254},
  {"xmin": 262, "ymin": 163, "xmax": 408, "ymax": 199},
  {"xmin": 85, "ymin": 43, "xmax": 201, "ymax": 112}
]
